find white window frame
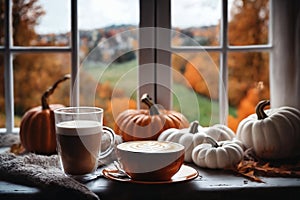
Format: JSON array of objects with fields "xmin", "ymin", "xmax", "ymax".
[
  {"xmin": 139, "ymin": 0, "xmax": 273, "ymax": 124},
  {"xmin": 0, "ymin": 0, "xmax": 279, "ymax": 133}
]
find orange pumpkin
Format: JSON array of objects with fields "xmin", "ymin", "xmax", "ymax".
[
  {"xmin": 114, "ymin": 93, "xmax": 189, "ymax": 141},
  {"xmin": 19, "ymin": 74, "xmax": 70, "ymax": 155}
]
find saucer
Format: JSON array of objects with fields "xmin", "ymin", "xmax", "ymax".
[{"xmin": 102, "ymin": 164, "xmax": 199, "ymax": 184}]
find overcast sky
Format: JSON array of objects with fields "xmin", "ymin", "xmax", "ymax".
[{"xmin": 35, "ymin": 0, "xmax": 233, "ymax": 34}]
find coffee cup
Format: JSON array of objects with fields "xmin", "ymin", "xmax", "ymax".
[
  {"xmin": 54, "ymin": 107, "xmax": 115, "ymax": 181},
  {"xmin": 116, "ymin": 140, "xmax": 184, "ymax": 181}
]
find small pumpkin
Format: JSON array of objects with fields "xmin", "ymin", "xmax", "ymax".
[
  {"xmin": 158, "ymin": 121, "xmax": 236, "ymax": 162},
  {"xmin": 158, "ymin": 121, "xmax": 202, "ymax": 162},
  {"xmin": 19, "ymin": 74, "xmax": 70, "ymax": 155},
  {"xmin": 236, "ymin": 100, "xmax": 300, "ymax": 160},
  {"xmin": 114, "ymin": 93, "xmax": 189, "ymax": 141},
  {"xmin": 192, "ymin": 136, "xmax": 244, "ymax": 169}
]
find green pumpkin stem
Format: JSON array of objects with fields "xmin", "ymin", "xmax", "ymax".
[
  {"xmin": 41, "ymin": 74, "xmax": 71, "ymax": 110},
  {"xmin": 141, "ymin": 93, "xmax": 160, "ymax": 115},
  {"xmin": 189, "ymin": 121, "xmax": 199, "ymax": 134},
  {"xmin": 205, "ymin": 136, "xmax": 219, "ymax": 148},
  {"xmin": 256, "ymin": 100, "xmax": 270, "ymax": 120}
]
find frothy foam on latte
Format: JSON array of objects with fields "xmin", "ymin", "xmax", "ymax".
[
  {"xmin": 117, "ymin": 141, "xmax": 184, "ymax": 153},
  {"xmin": 56, "ymin": 120, "xmax": 102, "ymax": 136}
]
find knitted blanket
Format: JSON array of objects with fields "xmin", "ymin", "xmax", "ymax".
[{"xmin": 0, "ymin": 153, "xmax": 99, "ymax": 200}]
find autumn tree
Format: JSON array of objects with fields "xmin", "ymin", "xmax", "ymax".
[
  {"xmin": 226, "ymin": 0, "xmax": 270, "ymax": 130},
  {"xmin": 12, "ymin": 0, "xmax": 45, "ymax": 45},
  {"xmin": 228, "ymin": 0, "xmax": 270, "ymax": 106}
]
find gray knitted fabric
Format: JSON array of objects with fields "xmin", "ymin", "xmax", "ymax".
[
  {"xmin": 0, "ymin": 133, "xmax": 20, "ymax": 147},
  {"xmin": 0, "ymin": 153, "xmax": 99, "ymax": 200}
]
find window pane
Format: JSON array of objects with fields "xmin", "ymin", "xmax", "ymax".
[
  {"xmin": 228, "ymin": 0, "xmax": 270, "ymax": 46},
  {"xmin": 13, "ymin": 53, "xmax": 71, "ymax": 127},
  {"xmin": 13, "ymin": 0, "xmax": 70, "ymax": 46},
  {"xmin": 0, "ymin": 0, "xmax": 4, "ymax": 46},
  {"xmin": 171, "ymin": 0, "xmax": 221, "ymax": 47},
  {"xmin": 0, "ymin": 53, "xmax": 4, "ymax": 128},
  {"xmin": 171, "ymin": 52, "xmax": 220, "ymax": 126},
  {"xmin": 79, "ymin": 0, "xmax": 139, "ymax": 128},
  {"xmin": 227, "ymin": 52, "xmax": 270, "ymax": 131}
]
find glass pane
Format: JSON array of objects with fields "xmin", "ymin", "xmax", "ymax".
[
  {"xmin": 171, "ymin": 0, "xmax": 221, "ymax": 47},
  {"xmin": 227, "ymin": 52, "xmax": 270, "ymax": 131},
  {"xmin": 13, "ymin": 53, "xmax": 71, "ymax": 127},
  {"xmin": 228, "ymin": 0, "xmax": 270, "ymax": 46},
  {"xmin": 0, "ymin": 53, "xmax": 4, "ymax": 128},
  {"xmin": 171, "ymin": 52, "xmax": 220, "ymax": 126},
  {"xmin": 0, "ymin": 0, "xmax": 4, "ymax": 46},
  {"xmin": 79, "ymin": 0, "xmax": 139, "ymax": 128},
  {"xmin": 13, "ymin": 0, "xmax": 70, "ymax": 46}
]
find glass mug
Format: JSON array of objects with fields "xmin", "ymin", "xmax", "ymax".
[{"xmin": 54, "ymin": 107, "xmax": 115, "ymax": 181}]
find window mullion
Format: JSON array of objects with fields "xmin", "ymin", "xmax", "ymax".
[
  {"xmin": 70, "ymin": 0, "xmax": 79, "ymax": 107},
  {"xmin": 8, "ymin": 46, "xmax": 72, "ymax": 53},
  {"xmin": 219, "ymin": 0, "xmax": 229, "ymax": 125},
  {"xmin": 156, "ymin": 0, "xmax": 171, "ymax": 109},
  {"xmin": 138, "ymin": 0, "xmax": 156, "ymax": 109},
  {"xmin": 3, "ymin": 0, "xmax": 14, "ymax": 133}
]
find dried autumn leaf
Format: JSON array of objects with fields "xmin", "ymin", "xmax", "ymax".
[
  {"xmin": 244, "ymin": 170, "xmax": 264, "ymax": 183},
  {"xmin": 233, "ymin": 156, "xmax": 300, "ymax": 183},
  {"xmin": 10, "ymin": 143, "xmax": 26, "ymax": 155}
]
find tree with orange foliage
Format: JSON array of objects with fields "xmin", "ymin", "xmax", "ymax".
[
  {"xmin": 228, "ymin": 82, "xmax": 264, "ymax": 132},
  {"xmin": 183, "ymin": 52, "xmax": 220, "ymax": 100},
  {"xmin": 228, "ymin": 0, "xmax": 270, "ymax": 106},
  {"xmin": 229, "ymin": 0, "xmax": 269, "ymax": 46},
  {"xmin": 11, "ymin": 0, "xmax": 45, "ymax": 46}
]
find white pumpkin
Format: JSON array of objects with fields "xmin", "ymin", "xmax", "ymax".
[
  {"xmin": 158, "ymin": 121, "xmax": 202, "ymax": 162},
  {"xmin": 158, "ymin": 121, "xmax": 236, "ymax": 162},
  {"xmin": 192, "ymin": 136, "xmax": 244, "ymax": 169},
  {"xmin": 236, "ymin": 100, "xmax": 300, "ymax": 160},
  {"xmin": 201, "ymin": 124, "xmax": 235, "ymax": 141}
]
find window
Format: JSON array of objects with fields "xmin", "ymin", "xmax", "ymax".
[
  {"xmin": 140, "ymin": 0, "xmax": 272, "ymax": 129},
  {"xmin": 2, "ymin": 0, "xmax": 299, "ymax": 134},
  {"xmin": 0, "ymin": 0, "xmax": 75, "ymax": 133}
]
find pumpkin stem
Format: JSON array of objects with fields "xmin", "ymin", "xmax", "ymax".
[
  {"xmin": 256, "ymin": 100, "xmax": 270, "ymax": 120},
  {"xmin": 141, "ymin": 93, "xmax": 160, "ymax": 115},
  {"xmin": 205, "ymin": 136, "xmax": 219, "ymax": 148},
  {"xmin": 189, "ymin": 120, "xmax": 199, "ymax": 134},
  {"xmin": 41, "ymin": 74, "xmax": 71, "ymax": 110}
]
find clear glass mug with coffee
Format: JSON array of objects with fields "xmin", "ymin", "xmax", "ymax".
[{"xmin": 54, "ymin": 107, "xmax": 115, "ymax": 181}]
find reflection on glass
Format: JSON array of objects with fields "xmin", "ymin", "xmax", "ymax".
[
  {"xmin": 172, "ymin": 52, "xmax": 220, "ymax": 126},
  {"xmin": 0, "ymin": 54, "xmax": 4, "ymax": 128},
  {"xmin": 79, "ymin": 0, "xmax": 139, "ymax": 128},
  {"xmin": 228, "ymin": 0, "xmax": 269, "ymax": 46},
  {"xmin": 171, "ymin": 0, "xmax": 221, "ymax": 47},
  {"xmin": 13, "ymin": 0, "xmax": 70, "ymax": 46},
  {"xmin": 13, "ymin": 53, "xmax": 71, "ymax": 127},
  {"xmin": 227, "ymin": 52, "xmax": 270, "ymax": 131}
]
